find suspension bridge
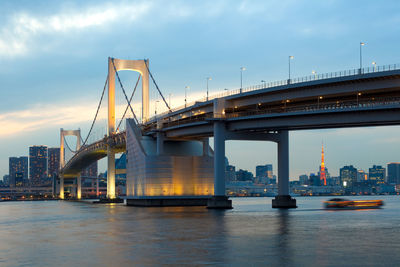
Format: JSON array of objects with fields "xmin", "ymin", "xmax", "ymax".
[{"xmin": 59, "ymin": 57, "xmax": 400, "ymax": 208}]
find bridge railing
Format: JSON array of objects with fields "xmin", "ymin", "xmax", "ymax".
[
  {"xmin": 223, "ymin": 96, "xmax": 400, "ymax": 119},
  {"xmin": 149, "ymin": 63, "xmax": 400, "ymax": 122}
]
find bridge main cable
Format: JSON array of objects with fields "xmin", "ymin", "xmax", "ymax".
[
  {"xmin": 144, "ymin": 59, "xmax": 171, "ymax": 112},
  {"xmin": 117, "ymin": 74, "xmax": 141, "ymax": 131},
  {"xmin": 79, "ymin": 76, "xmax": 108, "ymax": 151}
]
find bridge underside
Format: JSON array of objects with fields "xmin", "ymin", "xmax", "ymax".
[
  {"xmin": 163, "ymin": 106, "xmax": 400, "ymax": 139},
  {"xmin": 62, "ymin": 146, "xmax": 125, "ymax": 178}
]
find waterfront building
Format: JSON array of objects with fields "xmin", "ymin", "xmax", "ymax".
[
  {"xmin": 328, "ymin": 176, "xmax": 341, "ymax": 186},
  {"xmin": 9, "ymin": 156, "xmax": 28, "ymax": 187},
  {"xmin": 15, "ymin": 173, "xmax": 23, "ymax": 187},
  {"xmin": 82, "ymin": 161, "xmax": 98, "ymax": 178},
  {"xmin": 299, "ymin": 174, "xmax": 308, "ymax": 185},
  {"xmin": 369, "ymin": 165, "xmax": 386, "ymax": 185},
  {"xmin": 236, "ymin": 169, "xmax": 254, "ymax": 182},
  {"xmin": 29, "ymin": 145, "xmax": 48, "ymax": 187},
  {"xmin": 309, "ymin": 173, "xmax": 320, "ymax": 186},
  {"xmin": 255, "ymin": 164, "xmax": 273, "ymax": 182},
  {"xmin": 340, "ymin": 165, "xmax": 357, "ymax": 188},
  {"xmin": 387, "ymin": 162, "xmax": 400, "ymax": 184},
  {"xmin": 47, "ymin": 148, "xmax": 60, "ymax": 179},
  {"xmin": 225, "ymin": 165, "xmax": 236, "ymax": 182},
  {"xmin": 357, "ymin": 170, "xmax": 368, "ymax": 182},
  {"xmin": 2, "ymin": 175, "xmax": 9, "ymax": 186}
]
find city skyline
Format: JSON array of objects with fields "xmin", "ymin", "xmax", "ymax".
[{"xmin": 1, "ymin": 0, "xmax": 400, "ymax": 178}]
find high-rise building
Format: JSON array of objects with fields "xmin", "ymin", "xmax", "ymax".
[
  {"xmin": 387, "ymin": 163, "xmax": 400, "ymax": 184},
  {"xmin": 369, "ymin": 165, "xmax": 386, "ymax": 184},
  {"xmin": 255, "ymin": 164, "xmax": 273, "ymax": 183},
  {"xmin": 256, "ymin": 164, "xmax": 273, "ymax": 178},
  {"xmin": 15, "ymin": 173, "xmax": 23, "ymax": 187},
  {"xmin": 29, "ymin": 145, "xmax": 48, "ymax": 186},
  {"xmin": 9, "ymin": 156, "xmax": 28, "ymax": 187},
  {"xmin": 309, "ymin": 173, "xmax": 320, "ymax": 186},
  {"xmin": 299, "ymin": 174, "xmax": 308, "ymax": 185},
  {"xmin": 225, "ymin": 165, "xmax": 236, "ymax": 182},
  {"xmin": 340, "ymin": 165, "xmax": 357, "ymax": 188},
  {"xmin": 82, "ymin": 161, "xmax": 98, "ymax": 178},
  {"xmin": 48, "ymin": 148, "xmax": 60, "ymax": 178},
  {"xmin": 320, "ymin": 143, "xmax": 326, "ymax": 186},
  {"xmin": 3, "ymin": 175, "xmax": 10, "ymax": 186},
  {"xmin": 236, "ymin": 169, "xmax": 254, "ymax": 182},
  {"xmin": 357, "ymin": 170, "xmax": 368, "ymax": 182}
]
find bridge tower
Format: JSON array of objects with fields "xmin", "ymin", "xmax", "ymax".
[
  {"xmin": 107, "ymin": 58, "xmax": 149, "ymax": 199},
  {"xmin": 59, "ymin": 129, "xmax": 81, "ymax": 199}
]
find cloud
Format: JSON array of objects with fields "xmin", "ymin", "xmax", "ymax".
[
  {"xmin": 0, "ymin": 88, "xmax": 209, "ymax": 138},
  {"xmin": 0, "ymin": 1, "xmax": 152, "ymax": 57}
]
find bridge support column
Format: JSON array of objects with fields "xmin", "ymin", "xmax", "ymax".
[
  {"xmin": 156, "ymin": 132, "xmax": 164, "ymax": 155},
  {"xmin": 272, "ymin": 130, "xmax": 297, "ymax": 208},
  {"xmin": 59, "ymin": 174, "xmax": 64, "ymax": 199},
  {"xmin": 107, "ymin": 147, "xmax": 116, "ymax": 199},
  {"xmin": 207, "ymin": 120, "xmax": 232, "ymax": 209},
  {"xmin": 77, "ymin": 174, "xmax": 82, "ymax": 200},
  {"xmin": 96, "ymin": 176, "xmax": 100, "ymax": 197},
  {"xmin": 203, "ymin": 138, "xmax": 209, "ymax": 156}
]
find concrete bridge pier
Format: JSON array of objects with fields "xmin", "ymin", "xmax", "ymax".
[
  {"xmin": 59, "ymin": 174, "xmax": 64, "ymax": 199},
  {"xmin": 107, "ymin": 146, "xmax": 116, "ymax": 199},
  {"xmin": 156, "ymin": 132, "xmax": 164, "ymax": 155},
  {"xmin": 77, "ymin": 174, "xmax": 82, "ymax": 199},
  {"xmin": 272, "ymin": 130, "xmax": 297, "ymax": 208},
  {"xmin": 207, "ymin": 120, "xmax": 232, "ymax": 209}
]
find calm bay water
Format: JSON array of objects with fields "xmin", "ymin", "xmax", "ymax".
[{"xmin": 0, "ymin": 196, "xmax": 399, "ymax": 267}]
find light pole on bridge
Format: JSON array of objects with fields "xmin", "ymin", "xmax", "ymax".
[
  {"xmin": 155, "ymin": 100, "xmax": 160, "ymax": 116},
  {"xmin": 372, "ymin": 61, "xmax": 377, "ymax": 72},
  {"xmin": 185, "ymin": 86, "xmax": 190, "ymax": 108},
  {"xmin": 240, "ymin": 67, "xmax": 246, "ymax": 93},
  {"xmin": 359, "ymin": 42, "xmax": 365, "ymax": 74},
  {"xmin": 288, "ymin": 56, "xmax": 294, "ymax": 84},
  {"xmin": 312, "ymin": 70, "xmax": 317, "ymax": 79},
  {"xmin": 206, "ymin": 77, "xmax": 212, "ymax": 101}
]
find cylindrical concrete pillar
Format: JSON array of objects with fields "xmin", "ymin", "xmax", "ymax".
[
  {"xmin": 213, "ymin": 121, "xmax": 226, "ymax": 196},
  {"xmin": 278, "ymin": 130, "xmax": 289, "ymax": 196},
  {"xmin": 96, "ymin": 176, "xmax": 100, "ymax": 197},
  {"xmin": 203, "ymin": 138, "xmax": 209, "ymax": 156},
  {"xmin": 156, "ymin": 132, "xmax": 164, "ymax": 155},
  {"xmin": 59, "ymin": 174, "xmax": 64, "ymax": 199},
  {"xmin": 107, "ymin": 146, "xmax": 116, "ymax": 199},
  {"xmin": 77, "ymin": 174, "xmax": 82, "ymax": 199}
]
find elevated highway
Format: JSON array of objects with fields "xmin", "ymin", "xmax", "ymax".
[{"xmin": 60, "ymin": 60, "xmax": 400, "ymax": 207}]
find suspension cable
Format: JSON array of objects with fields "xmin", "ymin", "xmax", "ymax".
[
  {"xmin": 79, "ymin": 76, "xmax": 108, "ymax": 150},
  {"xmin": 117, "ymin": 74, "xmax": 141, "ymax": 131},
  {"xmin": 111, "ymin": 58, "xmax": 139, "ymax": 124},
  {"xmin": 64, "ymin": 136, "xmax": 77, "ymax": 153},
  {"xmin": 144, "ymin": 59, "xmax": 171, "ymax": 112}
]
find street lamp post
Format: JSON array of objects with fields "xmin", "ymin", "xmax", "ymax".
[
  {"xmin": 288, "ymin": 56, "xmax": 294, "ymax": 84},
  {"xmin": 240, "ymin": 67, "xmax": 246, "ymax": 93},
  {"xmin": 206, "ymin": 77, "xmax": 212, "ymax": 101},
  {"xmin": 185, "ymin": 86, "xmax": 190, "ymax": 108},
  {"xmin": 261, "ymin": 80, "xmax": 266, "ymax": 88},
  {"xmin": 312, "ymin": 70, "xmax": 317, "ymax": 79},
  {"xmin": 169, "ymin": 93, "xmax": 172, "ymax": 108},
  {"xmin": 359, "ymin": 42, "xmax": 365, "ymax": 74},
  {"xmin": 155, "ymin": 100, "xmax": 160, "ymax": 116},
  {"xmin": 372, "ymin": 61, "xmax": 376, "ymax": 72}
]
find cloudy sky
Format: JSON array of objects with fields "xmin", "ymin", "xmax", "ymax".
[{"xmin": 1, "ymin": 0, "xmax": 400, "ymax": 179}]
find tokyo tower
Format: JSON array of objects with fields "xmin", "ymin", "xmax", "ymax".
[{"xmin": 320, "ymin": 143, "xmax": 326, "ymax": 186}]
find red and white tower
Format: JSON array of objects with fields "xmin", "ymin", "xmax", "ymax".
[{"xmin": 320, "ymin": 143, "xmax": 327, "ymax": 186}]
